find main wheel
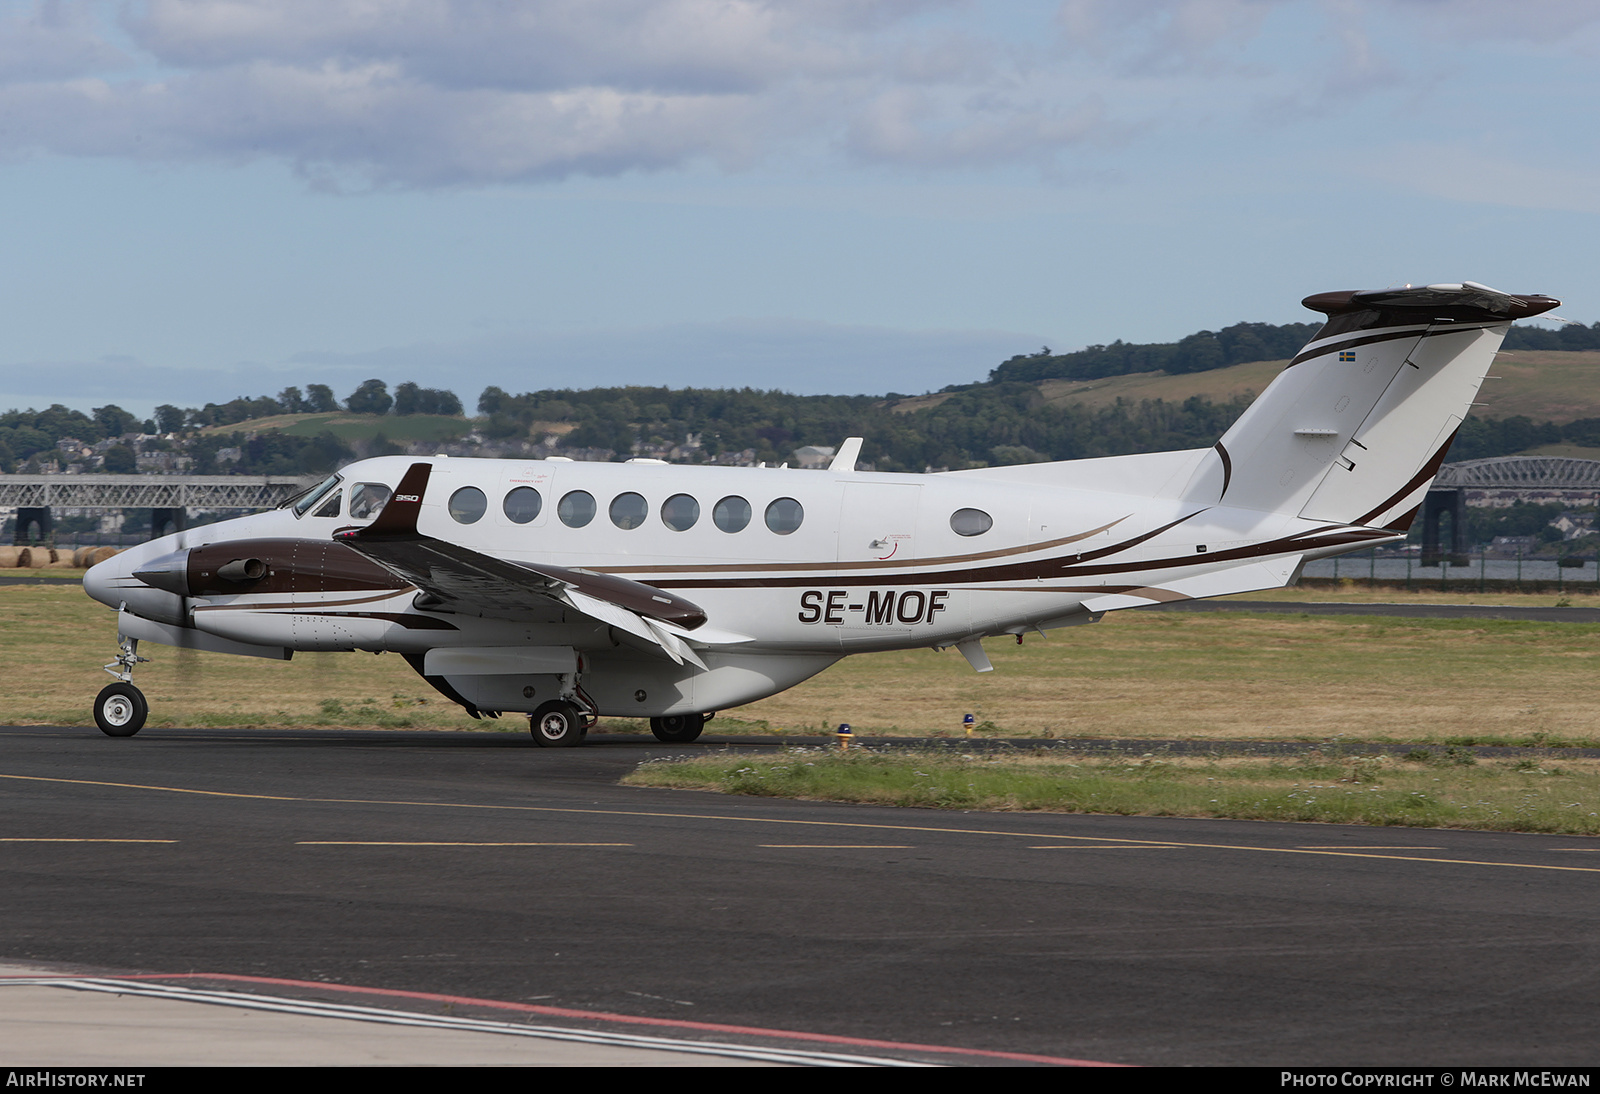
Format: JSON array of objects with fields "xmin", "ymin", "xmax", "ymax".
[
  {"xmin": 94, "ymin": 682, "xmax": 148, "ymax": 737},
  {"xmin": 650, "ymin": 712, "xmax": 706, "ymax": 744},
  {"xmin": 530, "ymin": 700, "xmax": 585, "ymax": 747}
]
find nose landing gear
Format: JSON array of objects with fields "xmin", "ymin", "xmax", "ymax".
[{"xmin": 96, "ymin": 632, "xmax": 150, "ymax": 737}]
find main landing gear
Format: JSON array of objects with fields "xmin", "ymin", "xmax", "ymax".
[
  {"xmin": 650, "ymin": 712, "xmax": 710, "ymax": 744},
  {"xmin": 95, "ymin": 633, "xmax": 150, "ymax": 737},
  {"xmin": 529, "ymin": 699, "xmax": 594, "ymax": 748}
]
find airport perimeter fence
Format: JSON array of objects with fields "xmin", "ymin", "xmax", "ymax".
[{"xmin": 1304, "ymin": 550, "xmax": 1600, "ymax": 594}]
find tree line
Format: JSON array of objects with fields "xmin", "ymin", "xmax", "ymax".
[
  {"xmin": 152, "ymin": 379, "xmax": 463, "ymax": 432},
  {"xmin": 4, "ymin": 313, "xmax": 1600, "ymax": 475},
  {"xmin": 987, "ymin": 318, "xmax": 1600, "ymax": 385}
]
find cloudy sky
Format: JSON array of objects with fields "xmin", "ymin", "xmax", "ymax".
[{"xmin": 1, "ymin": 0, "xmax": 1596, "ymax": 417}]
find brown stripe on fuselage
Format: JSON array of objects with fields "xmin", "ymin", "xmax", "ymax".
[
  {"xmin": 642, "ymin": 512, "xmax": 1205, "ymax": 590},
  {"xmin": 597, "ymin": 516, "xmax": 1131, "ymax": 577},
  {"xmin": 647, "ymin": 520, "xmax": 1390, "ymax": 592}
]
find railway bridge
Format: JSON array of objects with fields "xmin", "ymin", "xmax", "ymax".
[
  {"xmin": 0, "ymin": 474, "xmax": 310, "ymax": 544},
  {"xmin": 1424, "ymin": 456, "xmax": 1600, "ymax": 565}
]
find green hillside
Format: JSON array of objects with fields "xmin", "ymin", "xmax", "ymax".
[
  {"xmin": 1018, "ymin": 351, "xmax": 1600, "ymax": 423},
  {"xmin": 198, "ymin": 412, "xmax": 469, "ymax": 444},
  {"xmin": 893, "ymin": 351, "xmax": 1600, "ymax": 424}
]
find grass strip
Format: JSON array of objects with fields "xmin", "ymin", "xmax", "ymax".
[
  {"xmin": 623, "ymin": 747, "xmax": 1600, "ymax": 835},
  {"xmin": 9, "ymin": 581, "xmax": 1600, "ymax": 744}
]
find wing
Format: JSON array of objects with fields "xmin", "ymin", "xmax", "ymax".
[{"xmin": 334, "ymin": 463, "xmax": 746, "ymax": 668}]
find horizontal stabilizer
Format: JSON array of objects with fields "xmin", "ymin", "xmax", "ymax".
[
  {"xmin": 1080, "ymin": 555, "xmax": 1309, "ymax": 612},
  {"xmin": 1193, "ymin": 282, "xmax": 1558, "ymax": 526}
]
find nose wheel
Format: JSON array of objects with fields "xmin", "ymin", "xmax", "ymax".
[
  {"xmin": 94, "ymin": 681, "xmax": 148, "ymax": 737},
  {"xmin": 96, "ymin": 627, "xmax": 151, "ymax": 737}
]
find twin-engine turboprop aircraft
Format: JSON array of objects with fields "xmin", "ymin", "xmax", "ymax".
[{"xmin": 83, "ymin": 283, "xmax": 1559, "ymax": 743}]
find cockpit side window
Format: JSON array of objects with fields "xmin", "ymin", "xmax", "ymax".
[
  {"xmin": 290, "ymin": 474, "xmax": 342, "ymax": 518},
  {"xmin": 350, "ymin": 483, "xmax": 393, "ymax": 521},
  {"xmin": 312, "ymin": 491, "xmax": 342, "ymax": 518}
]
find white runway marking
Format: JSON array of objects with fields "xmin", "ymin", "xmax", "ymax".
[{"xmin": 0, "ymin": 978, "xmax": 935, "ymax": 1067}]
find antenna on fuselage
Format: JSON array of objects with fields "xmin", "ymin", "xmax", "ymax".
[{"xmin": 829, "ymin": 437, "xmax": 863, "ymax": 473}]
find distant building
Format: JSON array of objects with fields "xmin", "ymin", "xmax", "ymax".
[
  {"xmin": 793, "ymin": 445, "xmax": 835, "ymax": 470},
  {"xmin": 1552, "ymin": 511, "xmax": 1595, "ymax": 540}
]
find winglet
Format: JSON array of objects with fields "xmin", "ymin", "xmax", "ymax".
[
  {"xmin": 829, "ymin": 437, "xmax": 863, "ymax": 473},
  {"xmin": 351, "ymin": 462, "xmax": 432, "ymax": 539}
]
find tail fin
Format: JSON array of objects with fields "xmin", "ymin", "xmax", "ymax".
[{"xmin": 1185, "ymin": 283, "xmax": 1559, "ymax": 528}]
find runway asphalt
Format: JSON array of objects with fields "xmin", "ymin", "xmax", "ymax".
[{"xmin": 3, "ymin": 724, "xmax": 1599, "ymax": 1067}]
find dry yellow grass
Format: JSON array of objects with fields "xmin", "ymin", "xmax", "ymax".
[
  {"xmin": 0, "ymin": 584, "xmax": 489, "ymax": 731},
  {"xmin": 7, "ymin": 582, "xmax": 1600, "ymax": 745},
  {"xmin": 730, "ymin": 609, "xmax": 1600, "ymax": 744}
]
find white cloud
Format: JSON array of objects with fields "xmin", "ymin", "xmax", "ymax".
[
  {"xmin": 0, "ymin": 0, "xmax": 127, "ymax": 81},
  {"xmin": 844, "ymin": 86, "xmax": 1106, "ymax": 169},
  {"xmin": 1382, "ymin": 0, "xmax": 1600, "ymax": 47},
  {"xmin": 0, "ymin": 0, "xmax": 1121, "ymax": 185},
  {"xmin": 0, "ymin": 1, "xmax": 1591, "ymax": 190},
  {"xmin": 1055, "ymin": 0, "xmax": 1282, "ymax": 73}
]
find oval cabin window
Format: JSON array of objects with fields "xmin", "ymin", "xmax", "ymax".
[
  {"xmin": 950, "ymin": 508, "xmax": 993, "ymax": 536},
  {"xmin": 558, "ymin": 490, "xmax": 596, "ymax": 528},
  {"xmin": 764, "ymin": 497, "xmax": 804, "ymax": 535},
  {"xmin": 713, "ymin": 496, "xmax": 751, "ymax": 533},
  {"xmin": 610, "ymin": 492, "xmax": 648, "ymax": 530},
  {"xmin": 661, "ymin": 494, "xmax": 699, "ymax": 532},
  {"xmin": 448, "ymin": 487, "xmax": 487, "ymax": 524},
  {"xmin": 503, "ymin": 486, "xmax": 542, "ymax": 524}
]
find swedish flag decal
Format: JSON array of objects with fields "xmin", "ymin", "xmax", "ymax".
[{"xmin": 1339, "ymin": 350, "xmax": 1357, "ymax": 362}]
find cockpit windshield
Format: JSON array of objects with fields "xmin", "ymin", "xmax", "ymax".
[{"xmin": 289, "ymin": 473, "xmax": 342, "ymax": 518}]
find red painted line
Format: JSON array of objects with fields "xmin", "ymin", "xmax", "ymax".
[{"xmin": 95, "ymin": 971, "xmax": 1126, "ymax": 1066}]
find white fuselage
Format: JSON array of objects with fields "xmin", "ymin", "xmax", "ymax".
[
  {"xmin": 86, "ymin": 453, "xmax": 1376, "ymax": 717},
  {"xmin": 80, "ymin": 282, "xmax": 1560, "ymax": 729}
]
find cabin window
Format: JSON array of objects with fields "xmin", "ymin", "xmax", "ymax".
[
  {"xmin": 350, "ymin": 483, "xmax": 391, "ymax": 521},
  {"xmin": 765, "ymin": 497, "xmax": 804, "ymax": 535},
  {"xmin": 713, "ymin": 495, "xmax": 751, "ymax": 533},
  {"xmin": 558, "ymin": 490, "xmax": 596, "ymax": 528},
  {"xmin": 950, "ymin": 508, "xmax": 993, "ymax": 536},
  {"xmin": 503, "ymin": 486, "xmax": 542, "ymax": 524},
  {"xmin": 609, "ymin": 492, "xmax": 648, "ymax": 530},
  {"xmin": 661, "ymin": 493, "xmax": 699, "ymax": 532},
  {"xmin": 448, "ymin": 486, "xmax": 488, "ymax": 524}
]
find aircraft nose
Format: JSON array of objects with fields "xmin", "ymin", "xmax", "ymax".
[
  {"xmin": 83, "ymin": 551, "xmax": 131, "ymax": 608},
  {"xmin": 83, "ymin": 547, "xmax": 192, "ymax": 627}
]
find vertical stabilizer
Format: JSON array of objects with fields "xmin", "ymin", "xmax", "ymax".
[{"xmin": 1192, "ymin": 283, "xmax": 1559, "ymax": 528}]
